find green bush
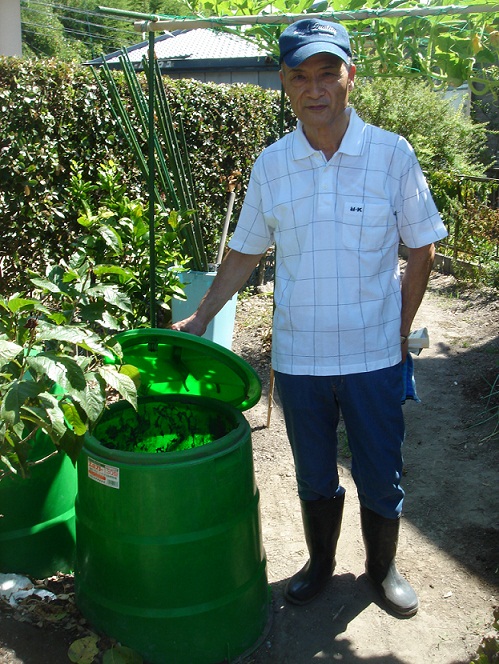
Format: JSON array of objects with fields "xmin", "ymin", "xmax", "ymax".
[
  {"xmin": 0, "ymin": 57, "xmax": 288, "ymax": 294},
  {"xmin": 351, "ymin": 77, "xmax": 497, "ymax": 283},
  {"xmin": 350, "ymin": 77, "xmax": 490, "ymax": 179},
  {"xmin": 69, "ymin": 159, "xmax": 188, "ymax": 326},
  {"xmin": 0, "ymin": 58, "xmax": 137, "ymax": 293}
]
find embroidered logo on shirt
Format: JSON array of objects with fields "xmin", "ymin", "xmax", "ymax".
[{"xmin": 350, "ymin": 206, "xmax": 364, "ymax": 212}]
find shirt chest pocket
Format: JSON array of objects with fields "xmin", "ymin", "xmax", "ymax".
[{"xmin": 342, "ymin": 202, "xmax": 396, "ymax": 251}]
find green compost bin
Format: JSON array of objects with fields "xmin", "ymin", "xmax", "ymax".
[
  {"xmin": 75, "ymin": 329, "xmax": 270, "ymax": 664},
  {"xmin": 0, "ymin": 430, "xmax": 76, "ymax": 578}
]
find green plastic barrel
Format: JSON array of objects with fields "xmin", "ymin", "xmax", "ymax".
[
  {"xmin": 75, "ymin": 393, "xmax": 270, "ymax": 664},
  {"xmin": 0, "ymin": 431, "xmax": 76, "ymax": 577}
]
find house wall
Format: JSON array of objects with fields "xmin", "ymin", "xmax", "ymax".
[
  {"xmin": 0, "ymin": 0, "xmax": 22, "ymax": 56},
  {"xmin": 166, "ymin": 69, "xmax": 281, "ymax": 90}
]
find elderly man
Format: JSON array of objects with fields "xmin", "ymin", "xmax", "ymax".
[{"xmin": 172, "ymin": 19, "xmax": 448, "ymax": 617}]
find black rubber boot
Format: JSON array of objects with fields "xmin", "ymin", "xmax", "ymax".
[
  {"xmin": 285, "ymin": 493, "xmax": 345, "ymax": 605},
  {"xmin": 360, "ymin": 506, "xmax": 419, "ymax": 617}
]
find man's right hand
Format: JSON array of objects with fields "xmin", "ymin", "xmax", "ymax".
[
  {"xmin": 170, "ymin": 249, "xmax": 265, "ymax": 338},
  {"xmin": 171, "ymin": 314, "xmax": 206, "ymax": 337}
]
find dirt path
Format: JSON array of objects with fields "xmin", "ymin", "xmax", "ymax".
[
  {"xmin": 234, "ymin": 269, "xmax": 498, "ymax": 664},
  {"xmin": 0, "ymin": 268, "xmax": 498, "ymax": 664}
]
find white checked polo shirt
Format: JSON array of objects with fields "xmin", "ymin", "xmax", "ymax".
[{"xmin": 229, "ymin": 107, "xmax": 448, "ymax": 376}]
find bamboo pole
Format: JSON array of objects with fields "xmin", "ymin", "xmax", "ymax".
[
  {"xmin": 148, "ymin": 30, "xmax": 157, "ymax": 328},
  {"xmin": 126, "ymin": 4, "xmax": 499, "ymax": 32},
  {"xmin": 216, "ymin": 191, "xmax": 236, "ymax": 266}
]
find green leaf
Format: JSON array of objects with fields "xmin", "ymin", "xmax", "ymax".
[
  {"xmin": 0, "ymin": 340, "xmax": 23, "ymax": 369},
  {"xmin": 61, "ymin": 402, "xmax": 88, "ymax": 436},
  {"xmin": 7, "ymin": 297, "xmax": 48, "ymax": 315},
  {"xmin": 23, "ymin": 393, "xmax": 67, "ymax": 441},
  {"xmin": 25, "ymin": 354, "xmax": 59, "ymax": 380},
  {"xmin": 30, "ymin": 277, "xmax": 62, "ymax": 294},
  {"xmin": 27, "ymin": 352, "xmax": 87, "ymax": 397},
  {"xmin": 74, "ymin": 374, "xmax": 106, "ymax": 423},
  {"xmin": 53, "ymin": 355, "xmax": 88, "ymax": 391},
  {"xmin": 93, "ymin": 264, "xmax": 135, "ymax": 280},
  {"xmin": 119, "ymin": 364, "xmax": 142, "ymax": 389},
  {"xmin": 1, "ymin": 380, "xmax": 43, "ymax": 426},
  {"xmin": 57, "ymin": 428, "xmax": 84, "ymax": 465},
  {"xmin": 25, "ymin": 353, "xmax": 77, "ymax": 388},
  {"xmin": 98, "ymin": 365, "xmax": 137, "ymax": 410},
  {"xmin": 35, "ymin": 322, "xmax": 113, "ymax": 359},
  {"xmin": 46, "ymin": 311, "xmax": 69, "ymax": 325},
  {"xmin": 98, "ymin": 224, "xmax": 123, "ymax": 254},
  {"xmin": 87, "ymin": 285, "xmax": 133, "ymax": 314},
  {"xmin": 97, "ymin": 310, "xmax": 122, "ymax": 332}
]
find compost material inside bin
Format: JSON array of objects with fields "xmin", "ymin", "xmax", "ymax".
[{"xmin": 95, "ymin": 401, "xmax": 235, "ymax": 453}]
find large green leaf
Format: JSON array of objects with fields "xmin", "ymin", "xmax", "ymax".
[
  {"xmin": 61, "ymin": 401, "xmax": 88, "ymax": 436},
  {"xmin": 57, "ymin": 427, "xmax": 84, "ymax": 464},
  {"xmin": 1, "ymin": 380, "xmax": 43, "ymax": 426},
  {"xmin": 22, "ymin": 394, "xmax": 67, "ymax": 441},
  {"xmin": 41, "ymin": 396, "xmax": 68, "ymax": 440},
  {"xmin": 77, "ymin": 304, "xmax": 125, "ymax": 333},
  {"xmin": 98, "ymin": 365, "xmax": 137, "ymax": 410},
  {"xmin": 0, "ymin": 340, "xmax": 23, "ymax": 369},
  {"xmin": 96, "ymin": 310, "xmax": 122, "ymax": 332},
  {"xmin": 93, "ymin": 264, "xmax": 135, "ymax": 280},
  {"xmin": 73, "ymin": 375, "xmax": 106, "ymax": 423},
  {"xmin": 54, "ymin": 355, "xmax": 88, "ymax": 391},
  {"xmin": 86, "ymin": 285, "xmax": 133, "ymax": 314},
  {"xmin": 29, "ymin": 277, "xmax": 63, "ymax": 294},
  {"xmin": 98, "ymin": 223, "xmax": 123, "ymax": 254},
  {"xmin": 25, "ymin": 354, "xmax": 89, "ymax": 403},
  {"xmin": 36, "ymin": 322, "xmax": 92, "ymax": 345},
  {"xmin": 26, "ymin": 354, "xmax": 64, "ymax": 383},
  {"xmin": 7, "ymin": 297, "xmax": 49, "ymax": 315},
  {"xmin": 36, "ymin": 322, "xmax": 113, "ymax": 358}
]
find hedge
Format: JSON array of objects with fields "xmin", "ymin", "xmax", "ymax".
[{"xmin": 0, "ymin": 57, "xmax": 291, "ymax": 293}]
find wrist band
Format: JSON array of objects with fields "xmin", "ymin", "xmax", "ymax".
[{"xmin": 400, "ymin": 335, "xmax": 409, "ymax": 344}]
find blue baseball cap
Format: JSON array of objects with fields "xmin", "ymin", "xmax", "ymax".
[{"xmin": 279, "ymin": 19, "xmax": 352, "ymax": 68}]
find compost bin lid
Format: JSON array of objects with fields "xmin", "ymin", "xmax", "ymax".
[{"xmin": 111, "ymin": 328, "xmax": 261, "ymax": 411}]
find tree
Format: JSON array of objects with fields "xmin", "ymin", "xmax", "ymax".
[
  {"xmin": 181, "ymin": 0, "xmax": 499, "ymax": 94},
  {"xmin": 20, "ymin": 0, "xmax": 189, "ymax": 61}
]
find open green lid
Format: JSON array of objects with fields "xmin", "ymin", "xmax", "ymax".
[{"xmin": 111, "ymin": 328, "xmax": 262, "ymax": 411}]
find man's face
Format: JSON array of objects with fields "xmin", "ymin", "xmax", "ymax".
[{"xmin": 280, "ymin": 52, "xmax": 355, "ymax": 133}]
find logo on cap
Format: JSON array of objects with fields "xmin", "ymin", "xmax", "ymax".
[{"xmin": 313, "ymin": 22, "xmax": 337, "ymax": 35}]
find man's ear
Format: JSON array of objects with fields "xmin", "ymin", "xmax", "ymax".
[{"xmin": 348, "ymin": 63, "xmax": 356, "ymax": 91}]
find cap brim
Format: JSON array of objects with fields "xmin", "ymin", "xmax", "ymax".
[{"xmin": 282, "ymin": 43, "xmax": 350, "ymax": 68}]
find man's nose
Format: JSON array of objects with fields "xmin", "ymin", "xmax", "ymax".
[{"xmin": 306, "ymin": 77, "xmax": 324, "ymax": 97}]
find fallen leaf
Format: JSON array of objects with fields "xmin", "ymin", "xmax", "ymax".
[{"xmin": 68, "ymin": 634, "xmax": 100, "ymax": 663}]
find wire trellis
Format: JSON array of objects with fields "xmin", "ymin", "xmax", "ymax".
[{"xmin": 98, "ymin": 3, "xmax": 499, "ymax": 93}]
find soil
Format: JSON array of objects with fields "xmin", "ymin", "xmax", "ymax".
[{"xmin": 1, "ymin": 266, "xmax": 498, "ymax": 664}]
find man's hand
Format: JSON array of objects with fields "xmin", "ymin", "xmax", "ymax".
[
  {"xmin": 401, "ymin": 243, "xmax": 435, "ymax": 362},
  {"xmin": 170, "ymin": 249, "xmax": 265, "ymax": 336},
  {"xmin": 401, "ymin": 335, "xmax": 409, "ymax": 363},
  {"xmin": 171, "ymin": 314, "xmax": 207, "ymax": 337}
]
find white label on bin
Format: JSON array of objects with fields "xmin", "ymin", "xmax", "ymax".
[{"xmin": 87, "ymin": 458, "xmax": 120, "ymax": 489}]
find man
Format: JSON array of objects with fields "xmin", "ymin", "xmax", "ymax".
[{"xmin": 172, "ymin": 19, "xmax": 448, "ymax": 617}]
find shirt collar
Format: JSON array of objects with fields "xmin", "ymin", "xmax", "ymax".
[{"xmin": 291, "ymin": 107, "xmax": 366, "ymax": 160}]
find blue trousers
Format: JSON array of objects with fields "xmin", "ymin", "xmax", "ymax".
[{"xmin": 274, "ymin": 365, "xmax": 406, "ymax": 519}]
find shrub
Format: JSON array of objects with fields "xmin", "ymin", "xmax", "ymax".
[
  {"xmin": 350, "ymin": 76, "xmax": 490, "ymax": 179},
  {"xmin": 0, "ymin": 58, "xmax": 288, "ymax": 295}
]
